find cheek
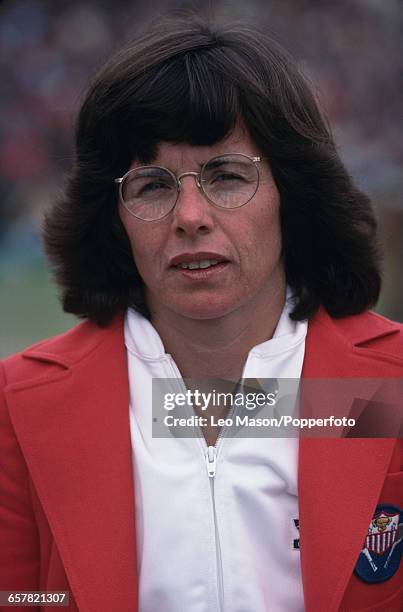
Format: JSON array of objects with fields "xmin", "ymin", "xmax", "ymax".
[
  {"xmin": 261, "ymin": 191, "xmax": 282, "ymax": 240},
  {"xmin": 243, "ymin": 200, "xmax": 282, "ymax": 264},
  {"xmin": 119, "ymin": 210, "xmax": 160, "ymax": 274},
  {"xmin": 131, "ymin": 233, "xmax": 158, "ymax": 272},
  {"xmin": 127, "ymin": 232, "xmax": 171, "ymax": 291}
]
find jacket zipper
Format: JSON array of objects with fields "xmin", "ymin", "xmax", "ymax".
[
  {"xmin": 167, "ymin": 358, "xmax": 233, "ymax": 612},
  {"xmin": 203, "ymin": 398, "xmax": 238, "ymax": 612},
  {"xmin": 205, "ymin": 444, "xmax": 224, "ymax": 611}
]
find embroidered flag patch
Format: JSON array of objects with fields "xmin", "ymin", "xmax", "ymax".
[{"xmin": 355, "ymin": 504, "xmax": 402, "ymax": 583}]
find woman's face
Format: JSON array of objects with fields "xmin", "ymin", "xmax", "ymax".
[{"xmin": 119, "ymin": 124, "xmax": 285, "ymax": 322}]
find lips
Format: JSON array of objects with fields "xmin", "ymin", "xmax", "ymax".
[
  {"xmin": 168, "ymin": 252, "xmax": 229, "ymax": 269},
  {"xmin": 176, "ymin": 259, "xmax": 219, "ymax": 270}
]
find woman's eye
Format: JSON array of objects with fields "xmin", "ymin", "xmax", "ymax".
[
  {"xmin": 139, "ymin": 181, "xmax": 171, "ymax": 195},
  {"xmin": 143, "ymin": 182, "xmax": 165, "ymax": 192},
  {"xmin": 214, "ymin": 173, "xmax": 244, "ymax": 182}
]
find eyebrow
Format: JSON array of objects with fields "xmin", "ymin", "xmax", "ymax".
[
  {"xmin": 149, "ymin": 154, "xmax": 251, "ymax": 171},
  {"xmin": 146, "ymin": 160, "xmax": 204, "ymax": 171},
  {"xmin": 205, "ymin": 158, "xmax": 249, "ymax": 169}
]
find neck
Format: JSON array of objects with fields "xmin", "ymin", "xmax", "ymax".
[{"xmin": 149, "ymin": 282, "xmax": 286, "ymax": 380}]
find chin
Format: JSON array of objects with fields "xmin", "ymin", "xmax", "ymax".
[{"xmin": 169, "ymin": 297, "xmax": 241, "ymax": 321}]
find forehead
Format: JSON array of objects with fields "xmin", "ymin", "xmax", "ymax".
[{"xmin": 130, "ymin": 123, "xmax": 260, "ymax": 170}]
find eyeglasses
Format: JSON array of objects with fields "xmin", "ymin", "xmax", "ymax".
[{"xmin": 114, "ymin": 153, "xmax": 265, "ymax": 221}]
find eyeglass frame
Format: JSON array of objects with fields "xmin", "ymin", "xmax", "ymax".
[{"xmin": 114, "ymin": 153, "xmax": 266, "ymax": 221}]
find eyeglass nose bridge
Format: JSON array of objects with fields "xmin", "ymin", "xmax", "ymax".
[{"xmin": 176, "ymin": 170, "xmax": 202, "ymax": 190}]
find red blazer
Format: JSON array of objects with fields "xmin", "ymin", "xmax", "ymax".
[{"xmin": 1, "ymin": 307, "xmax": 402, "ymax": 612}]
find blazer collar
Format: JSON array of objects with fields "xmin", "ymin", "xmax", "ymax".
[
  {"xmin": 20, "ymin": 306, "xmax": 401, "ymax": 371},
  {"xmin": 7, "ymin": 308, "xmax": 402, "ymax": 611}
]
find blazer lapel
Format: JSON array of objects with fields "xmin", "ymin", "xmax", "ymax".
[
  {"xmin": 299, "ymin": 309, "xmax": 401, "ymax": 612},
  {"xmin": 6, "ymin": 317, "xmax": 138, "ymax": 612}
]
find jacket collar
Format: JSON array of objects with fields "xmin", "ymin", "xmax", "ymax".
[
  {"xmin": 6, "ymin": 307, "xmax": 402, "ymax": 611},
  {"xmin": 20, "ymin": 306, "xmax": 402, "ymax": 370}
]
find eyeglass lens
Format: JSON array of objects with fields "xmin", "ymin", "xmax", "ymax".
[{"xmin": 121, "ymin": 154, "xmax": 259, "ymax": 221}]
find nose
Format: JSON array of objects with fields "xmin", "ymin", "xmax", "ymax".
[{"xmin": 172, "ymin": 174, "xmax": 214, "ymax": 237}]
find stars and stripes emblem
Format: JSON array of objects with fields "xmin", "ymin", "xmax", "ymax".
[
  {"xmin": 366, "ymin": 511, "xmax": 399, "ymax": 555},
  {"xmin": 355, "ymin": 504, "xmax": 403, "ymax": 583}
]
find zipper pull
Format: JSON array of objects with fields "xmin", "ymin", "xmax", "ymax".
[{"xmin": 206, "ymin": 445, "xmax": 217, "ymax": 478}]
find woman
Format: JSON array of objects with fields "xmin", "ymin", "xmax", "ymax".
[{"xmin": 1, "ymin": 14, "xmax": 402, "ymax": 612}]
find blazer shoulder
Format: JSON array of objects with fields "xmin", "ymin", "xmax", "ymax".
[{"xmin": 1, "ymin": 315, "xmax": 123, "ymax": 387}]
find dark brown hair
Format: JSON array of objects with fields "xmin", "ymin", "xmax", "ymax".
[{"xmin": 44, "ymin": 14, "xmax": 381, "ymax": 325}]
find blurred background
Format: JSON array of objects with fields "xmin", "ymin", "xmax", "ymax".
[{"xmin": 1, "ymin": 0, "xmax": 402, "ymax": 358}]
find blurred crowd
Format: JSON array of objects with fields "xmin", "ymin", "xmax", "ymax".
[{"xmin": 0, "ymin": 0, "xmax": 402, "ymax": 315}]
